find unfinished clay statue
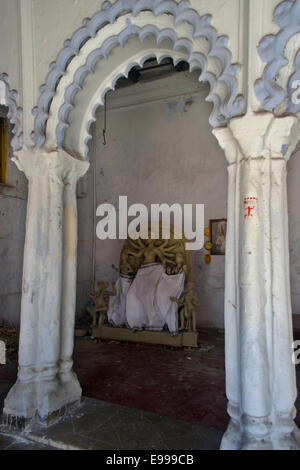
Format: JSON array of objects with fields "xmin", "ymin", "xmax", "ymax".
[
  {"xmin": 171, "ymin": 281, "xmax": 200, "ymax": 332},
  {"xmin": 87, "ymin": 281, "xmax": 116, "ymax": 327},
  {"xmin": 105, "ymin": 225, "xmax": 195, "ymax": 335}
]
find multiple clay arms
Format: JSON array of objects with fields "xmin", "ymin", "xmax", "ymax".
[
  {"xmin": 113, "ymin": 236, "xmax": 190, "ymax": 278},
  {"xmin": 127, "ymin": 238, "xmax": 177, "ymax": 266}
]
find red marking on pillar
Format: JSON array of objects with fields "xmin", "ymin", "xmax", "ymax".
[{"xmin": 244, "ymin": 196, "xmax": 258, "ymax": 219}]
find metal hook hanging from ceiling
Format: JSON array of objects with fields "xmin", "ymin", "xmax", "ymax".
[{"xmin": 103, "ymin": 93, "xmax": 107, "ymax": 146}]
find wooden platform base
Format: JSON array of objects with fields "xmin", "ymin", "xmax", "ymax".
[{"xmin": 92, "ymin": 325, "xmax": 199, "ymax": 348}]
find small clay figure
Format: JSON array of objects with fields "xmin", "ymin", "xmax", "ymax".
[
  {"xmin": 87, "ymin": 281, "xmax": 97, "ymax": 303},
  {"xmin": 171, "ymin": 282, "xmax": 200, "ymax": 332},
  {"xmin": 87, "ymin": 281, "xmax": 116, "ymax": 327}
]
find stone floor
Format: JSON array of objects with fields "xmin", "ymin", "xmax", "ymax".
[
  {"xmin": 0, "ymin": 431, "xmax": 56, "ymax": 450},
  {"xmin": 0, "ymin": 397, "xmax": 222, "ymax": 450}
]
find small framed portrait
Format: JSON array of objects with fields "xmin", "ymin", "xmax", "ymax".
[{"xmin": 209, "ymin": 219, "xmax": 227, "ymax": 255}]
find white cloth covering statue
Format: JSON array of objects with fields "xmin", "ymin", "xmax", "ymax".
[
  {"xmin": 106, "ymin": 231, "xmax": 194, "ymax": 336},
  {"xmin": 107, "ymin": 274, "xmax": 133, "ymax": 327},
  {"xmin": 125, "ymin": 262, "xmax": 185, "ymax": 335}
]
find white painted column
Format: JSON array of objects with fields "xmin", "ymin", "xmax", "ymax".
[
  {"xmin": 266, "ymin": 118, "xmax": 300, "ymax": 449},
  {"xmin": 60, "ymin": 161, "xmax": 89, "ymax": 390},
  {"xmin": 215, "ymin": 113, "xmax": 300, "ymax": 450},
  {"xmin": 213, "ymin": 128, "xmax": 243, "ymax": 448},
  {"xmin": 3, "ymin": 149, "xmax": 89, "ymax": 428}
]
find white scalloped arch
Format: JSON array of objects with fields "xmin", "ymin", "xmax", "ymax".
[
  {"xmin": 34, "ymin": 1, "xmax": 244, "ymax": 159},
  {"xmin": 48, "ymin": 33, "xmax": 193, "ymax": 158},
  {"xmin": 70, "ymin": 46, "xmax": 189, "ymax": 158}
]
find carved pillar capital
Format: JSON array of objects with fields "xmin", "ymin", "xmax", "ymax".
[
  {"xmin": 12, "ymin": 147, "xmax": 89, "ymax": 183},
  {"xmin": 212, "ymin": 127, "xmax": 242, "ymax": 166},
  {"xmin": 227, "ymin": 113, "xmax": 299, "ymax": 161}
]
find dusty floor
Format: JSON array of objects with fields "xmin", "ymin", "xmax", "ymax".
[
  {"xmin": 73, "ymin": 329, "xmax": 228, "ymax": 431},
  {"xmin": 0, "ymin": 329, "xmax": 227, "ymax": 430},
  {"xmin": 0, "ymin": 397, "xmax": 222, "ymax": 450},
  {"xmin": 1, "ymin": 328, "xmax": 300, "ymax": 449},
  {"xmin": 0, "ymin": 432, "xmax": 55, "ymax": 450}
]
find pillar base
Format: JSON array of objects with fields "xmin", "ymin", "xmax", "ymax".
[
  {"xmin": 221, "ymin": 418, "xmax": 300, "ymax": 450},
  {"xmin": 2, "ymin": 372, "xmax": 82, "ymax": 430}
]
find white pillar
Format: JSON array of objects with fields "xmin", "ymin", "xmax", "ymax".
[
  {"xmin": 60, "ymin": 163, "xmax": 89, "ymax": 388},
  {"xmin": 212, "ymin": 127, "xmax": 243, "ymax": 448},
  {"xmin": 214, "ymin": 113, "xmax": 300, "ymax": 450},
  {"xmin": 3, "ymin": 149, "xmax": 89, "ymax": 428}
]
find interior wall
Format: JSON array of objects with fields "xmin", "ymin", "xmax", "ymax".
[
  {"xmin": 0, "ymin": 0, "xmax": 21, "ymax": 96},
  {"xmin": 288, "ymin": 151, "xmax": 300, "ymax": 320},
  {"xmin": 0, "ymin": 107, "xmax": 27, "ymax": 326},
  {"xmin": 75, "ymin": 157, "xmax": 95, "ymax": 319},
  {"xmin": 86, "ymin": 70, "xmax": 228, "ymax": 329}
]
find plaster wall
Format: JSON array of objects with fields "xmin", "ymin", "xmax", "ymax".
[
  {"xmin": 288, "ymin": 151, "xmax": 300, "ymax": 318},
  {"xmin": 0, "ymin": 0, "xmax": 21, "ymax": 96},
  {"xmin": 0, "ymin": 109, "xmax": 27, "ymax": 326},
  {"xmin": 76, "ymin": 157, "xmax": 95, "ymax": 318}
]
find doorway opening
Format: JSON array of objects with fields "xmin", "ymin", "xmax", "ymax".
[{"xmin": 74, "ymin": 58, "xmax": 228, "ymax": 431}]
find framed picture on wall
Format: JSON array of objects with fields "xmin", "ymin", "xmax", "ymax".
[{"xmin": 209, "ymin": 219, "xmax": 227, "ymax": 255}]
